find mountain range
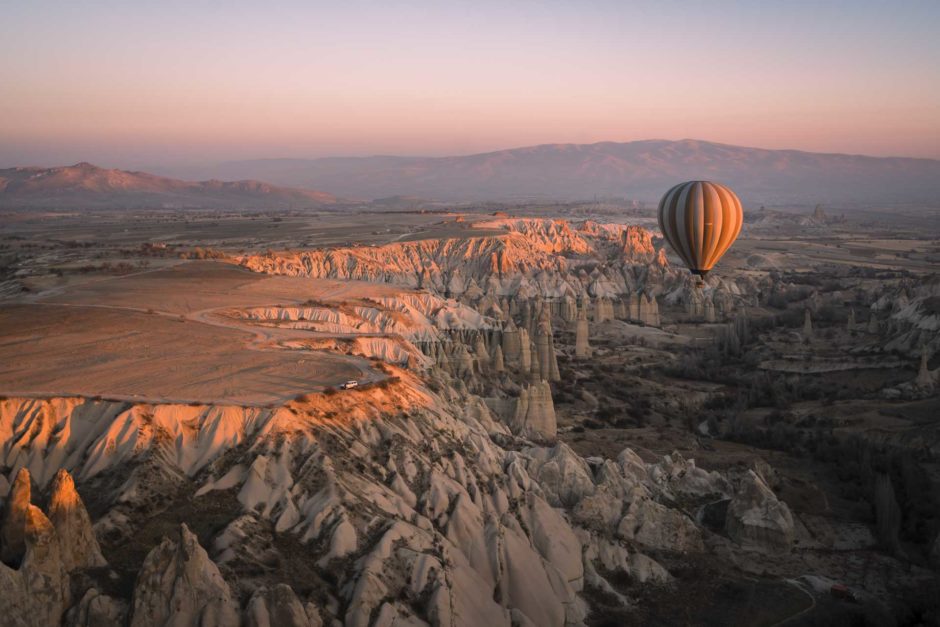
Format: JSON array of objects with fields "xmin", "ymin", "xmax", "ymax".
[
  {"xmin": 154, "ymin": 139, "xmax": 940, "ymax": 206},
  {"xmin": 5, "ymin": 140, "xmax": 940, "ymax": 209},
  {"xmin": 0, "ymin": 162, "xmax": 339, "ymax": 209}
]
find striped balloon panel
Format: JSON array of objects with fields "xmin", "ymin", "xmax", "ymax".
[{"xmin": 657, "ymin": 180, "xmax": 743, "ymax": 275}]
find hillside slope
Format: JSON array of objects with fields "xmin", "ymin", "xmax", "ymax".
[
  {"xmin": 0, "ymin": 162, "xmax": 340, "ymax": 209},
  {"xmin": 184, "ymin": 139, "xmax": 940, "ymax": 205}
]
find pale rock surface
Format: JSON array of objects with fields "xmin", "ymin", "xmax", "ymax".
[
  {"xmin": 244, "ymin": 584, "xmax": 322, "ymax": 627},
  {"xmin": 525, "ymin": 443, "xmax": 595, "ymax": 507},
  {"xmin": 511, "ymin": 381, "xmax": 557, "ymax": 439},
  {"xmin": 48, "ymin": 469, "xmax": 107, "ymax": 571},
  {"xmin": 0, "ymin": 504, "xmax": 70, "ymax": 627},
  {"xmin": 594, "ymin": 297, "xmax": 614, "ymax": 323},
  {"xmin": 650, "ymin": 451, "xmax": 730, "ymax": 498},
  {"xmin": 574, "ymin": 304, "xmax": 591, "ymax": 358},
  {"xmin": 725, "ymin": 470, "xmax": 795, "ymax": 553},
  {"xmin": 65, "ymin": 588, "xmax": 127, "ymax": 627},
  {"xmin": 617, "ymin": 487, "xmax": 704, "ymax": 553},
  {"xmin": 129, "ymin": 523, "xmax": 239, "ymax": 627},
  {"xmin": 533, "ymin": 313, "xmax": 561, "ymax": 382},
  {"xmin": 491, "ymin": 342, "xmax": 505, "ymax": 372}
]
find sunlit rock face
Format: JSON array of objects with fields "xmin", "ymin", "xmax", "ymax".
[
  {"xmin": 49, "ymin": 469, "xmax": 107, "ymax": 572},
  {"xmin": 238, "ymin": 218, "xmax": 677, "ymax": 302},
  {"xmin": 0, "ymin": 374, "xmax": 785, "ymax": 627},
  {"xmin": 0, "ymin": 468, "xmax": 102, "ymax": 627}
]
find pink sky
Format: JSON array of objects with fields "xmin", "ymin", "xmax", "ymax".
[{"xmin": 2, "ymin": 1, "xmax": 938, "ymax": 167}]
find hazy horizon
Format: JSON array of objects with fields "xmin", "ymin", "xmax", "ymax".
[
  {"xmin": 3, "ymin": 1, "xmax": 939, "ymax": 170},
  {"xmin": 6, "ymin": 136, "xmax": 940, "ymax": 174}
]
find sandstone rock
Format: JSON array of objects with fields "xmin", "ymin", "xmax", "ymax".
[
  {"xmin": 594, "ymin": 297, "xmax": 614, "ymax": 323},
  {"xmin": 725, "ymin": 470, "xmax": 795, "ymax": 553},
  {"xmin": 0, "ymin": 503, "xmax": 70, "ymax": 626},
  {"xmin": 48, "ymin": 469, "xmax": 107, "ymax": 571},
  {"xmin": 617, "ymin": 487, "xmax": 703, "ymax": 553},
  {"xmin": 639, "ymin": 293, "xmax": 660, "ymax": 326},
  {"xmin": 651, "ymin": 451, "xmax": 730, "ymax": 498},
  {"xmin": 501, "ymin": 320, "xmax": 522, "ymax": 368},
  {"xmin": 519, "ymin": 493, "xmax": 584, "ymax": 591},
  {"xmin": 511, "ymin": 382, "xmax": 557, "ymax": 439},
  {"xmin": 129, "ymin": 524, "xmax": 239, "ymax": 627},
  {"xmin": 491, "ymin": 343, "xmax": 505, "ymax": 373},
  {"xmin": 574, "ymin": 304, "xmax": 591, "ymax": 358},
  {"xmin": 65, "ymin": 588, "xmax": 127, "ymax": 627},
  {"xmin": 525, "ymin": 443, "xmax": 595, "ymax": 507},
  {"xmin": 559, "ymin": 295, "xmax": 578, "ymax": 323},
  {"xmin": 703, "ymin": 296, "xmax": 716, "ymax": 323},
  {"xmin": 245, "ymin": 584, "xmax": 322, "ymax": 627},
  {"xmin": 518, "ymin": 328, "xmax": 532, "ymax": 373},
  {"xmin": 534, "ymin": 306, "xmax": 560, "ymax": 381},
  {"xmin": 473, "ymin": 333, "xmax": 489, "ymax": 373}
]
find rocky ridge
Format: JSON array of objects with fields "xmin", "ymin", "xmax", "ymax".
[{"xmin": 0, "ymin": 373, "xmax": 794, "ymax": 626}]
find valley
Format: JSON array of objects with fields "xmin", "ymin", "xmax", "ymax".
[{"xmin": 0, "ymin": 203, "xmax": 938, "ymax": 626}]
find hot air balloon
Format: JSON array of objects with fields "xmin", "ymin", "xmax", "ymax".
[{"xmin": 657, "ymin": 180, "xmax": 743, "ymax": 281}]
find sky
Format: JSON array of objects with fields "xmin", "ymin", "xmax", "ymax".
[{"xmin": 1, "ymin": 0, "xmax": 939, "ymax": 169}]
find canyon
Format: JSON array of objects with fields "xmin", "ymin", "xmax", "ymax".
[{"xmin": 0, "ymin": 209, "xmax": 937, "ymax": 626}]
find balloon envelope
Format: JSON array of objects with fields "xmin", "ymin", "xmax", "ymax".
[{"xmin": 657, "ymin": 180, "xmax": 743, "ymax": 278}]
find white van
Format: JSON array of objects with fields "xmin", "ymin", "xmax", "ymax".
[{"xmin": 340, "ymin": 380, "xmax": 359, "ymax": 389}]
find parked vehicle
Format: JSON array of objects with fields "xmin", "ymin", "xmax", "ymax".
[{"xmin": 340, "ymin": 380, "xmax": 359, "ymax": 389}]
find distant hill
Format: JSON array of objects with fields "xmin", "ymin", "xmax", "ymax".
[
  {"xmin": 0, "ymin": 162, "xmax": 340, "ymax": 209},
  {"xmin": 166, "ymin": 139, "xmax": 940, "ymax": 206}
]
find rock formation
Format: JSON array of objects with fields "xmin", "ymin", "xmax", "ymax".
[
  {"xmin": 915, "ymin": 350, "xmax": 936, "ymax": 389},
  {"xmin": 491, "ymin": 343, "xmax": 505, "ymax": 373},
  {"xmin": 534, "ymin": 306, "xmax": 560, "ymax": 382},
  {"xmin": 725, "ymin": 470, "xmax": 795, "ymax": 553},
  {"xmin": 617, "ymin": 489, "xmax": 704, "ymax": 553},
  {"xmin": 802, "ymin": 308, "xmax": 813, "ymax": 339},
  {"xmin": 473, "ymin": 332, "xmax": 489, "ymax": 374},
  {"xmin": 511, "ymin": 381, "xmax": 557, "ymax": 439},
  {"xmin": 575, "ymin": 304, "xmax": 591, "ymax": 358},
  {"xmin": 0, "ymin": 504, "xmax": 70, "ymax": 626},
  {"xmin": 518, "ymin": 328, "xmax": 532, "ymax": 373},
  {"xmin": 129, "ymin": 524, "xmax": 239, "ymax": 627},
  {"xmin": 0, "ymin": 468, "xmax": 102, "ymax": 627},
  {"xmin": 638, "ymin": 293, "xmax": 661, "ymax": 326},
  {"xmin": 244, "ymin": 585, "xmax": 321, "ymax": 627},
  {"xmin": 704, "ymin": 297, "xmax": 716, "ymax": 323},
  {"xmin": 48, "ymin": 469, "xmax": 107, "ymax": 571},
  {"xmin": 559, "ymin": 294, "xmax": 578, "ymax": 323},
  {"xmin": 0, "ymin": 364, "xmax": 805, "ymax": 626},
  {"xmin": 501, "ymin": 319, "xmax": 522, "ymax": 368},
  {"xmin": 594, "ymin": 297, "xmax": 614, "ymax": 323},
  {"xmin": 65, "ymin": 588, "xmax": 127, "ymax": 627}
]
